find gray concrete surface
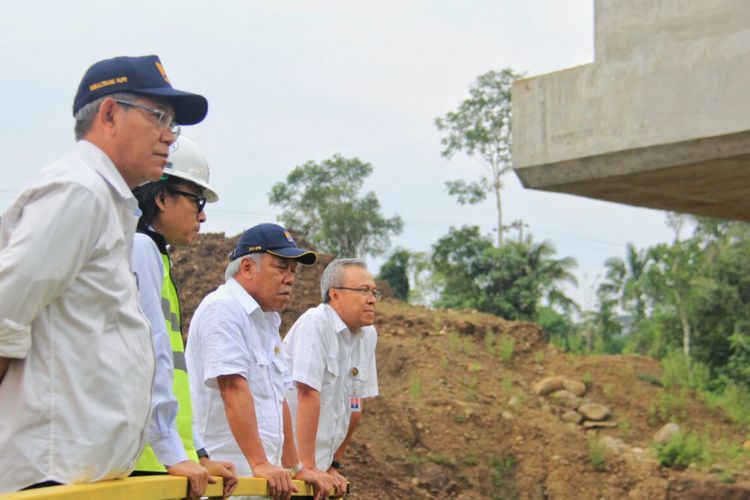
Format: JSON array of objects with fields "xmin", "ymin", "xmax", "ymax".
[{"xmin": 512, "ymin": 0, "xmax": 750, "ymax": 220}]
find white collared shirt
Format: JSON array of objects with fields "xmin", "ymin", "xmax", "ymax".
[
  {"xmin": 0, "ymin": 140, "xmax": 154, "ymax": 492},
  {"xmin": 186, "ymin": 278, "xmax": 290, "ymax": 476},
  {"xmin": 282, "ymin": 303, "xmax": 378, "ymax": 471}
]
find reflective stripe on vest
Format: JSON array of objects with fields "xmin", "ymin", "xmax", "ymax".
[{"xmin": 135, "ymin": 253, "xmax": 199, "ymax": 471}]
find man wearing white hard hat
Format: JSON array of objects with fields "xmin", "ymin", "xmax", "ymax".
[{"xmin": 132, "ymin": 136, "xmax": 238, "ymax": 499}]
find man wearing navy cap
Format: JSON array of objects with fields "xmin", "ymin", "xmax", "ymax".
[
  {"xmin": 186, "ymin": 223, "xmax": 335, "ymax": 499},
  {"xmin": 0, "ymin": 55, "xmax": 207, "ymax": 492}
]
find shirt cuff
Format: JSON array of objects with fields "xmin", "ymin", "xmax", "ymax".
[
  {"xmin": 151, "ymin": 431, "xmax": 190, "ymax": 467},
  {"xmin": 0, "ymin": 319, "xmax": 31, "ymax": 358}
]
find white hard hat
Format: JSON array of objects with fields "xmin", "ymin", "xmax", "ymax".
[{"xmin": 163, "ymin": 136, "xmax": 219, "ymax": 202}]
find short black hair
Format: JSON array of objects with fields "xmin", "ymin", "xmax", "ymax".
[{"xmin": 133, "ymin": 176, "xmax": 186, "ymax": 232}]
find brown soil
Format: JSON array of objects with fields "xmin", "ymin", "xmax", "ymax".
[{"xmin": 172, "ymin": 233, "xmax": 750, "ymax": 499}]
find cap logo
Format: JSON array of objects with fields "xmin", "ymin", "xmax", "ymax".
[
  {"xmin": 89, "ymin": 76, "xmax": 128, "ymax": 92},
  {"xmin": 155, "ymin": 62, "xmax": 171, "ymax": 83},
  {"xmin": 247, "ymin": 245, "xmax": 262, "ymax": 252},
  {"xmin": 284, "ymin": 231, "xmax": 294, "ymax": 242}
]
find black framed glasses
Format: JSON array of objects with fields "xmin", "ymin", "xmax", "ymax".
[
  {"xmin": 168, "ymin": 188, "xmax": 207, "ymax": 213},
  {"xmin": 113, "ymin": 99, "xmax": 181, "ymax": 138},
  {"xmin": 331, "ymin": 286, "xmax": 382, "ymax": 301}
]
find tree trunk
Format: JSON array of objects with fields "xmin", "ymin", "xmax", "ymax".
[
  {"xmin": 674, "ymin": 288, "xmax": 692, "ymax": 358},
  {"xmin": 495, "ymin": 180, "xmax": 503, "ymax": 246}
]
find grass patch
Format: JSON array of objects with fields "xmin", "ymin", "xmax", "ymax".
[
  {"xmin": 463, "ymin": 452, "xmax": 478, "ymax": 466},
  {"xmin": 654, "ymin": 431, "xmax": 703, "ymax": 469},
  {"xmin": 533, "ymin": 351, "xmax": 545, "ymax": 364},
  {"xmin": 603, "ymin": 383, "xmax": 614, "ymax": 398},
  {"xmin": 427, "ymin": 452, "xmax": 456, "ymax": 467},
  {"xmin": 501, "ymin": 378, "xmax": 513, "ymax": 395},
  {"xmin": 637, "ymin": 373, "xmax": 662, "ymax": 386},
  {"xmin": 453, "ymin": 413, "xmax": 468, "ymax": 424},
  {"xmin": 498, "ymin": 336, "xmax": 515, "ymax": 362},
  {"xmin": 582, "ymin": 371, "xmax": 593, "ymax": 389},
  {"xmin": 448, "ymin": 331, "xmax": 461, "ymax": 353},
  {"xmin": 488, "ymin": 453, "xmax": 518, "ymax": 499},
  {"xmin": 409, "ymin": 377, "xmax": 422, "ymax": 399},
  {"xmin": 484, "ymin": 331, "xmax": 496, "ymax": 355},
  {"xmin": 587, "ymin": 436, "xmax": 606, "ymax": 472}
]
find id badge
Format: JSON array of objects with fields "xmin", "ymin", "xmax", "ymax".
[{"xmin": 349, "ymin": 396, "xmax": 361, "ymax": 412}]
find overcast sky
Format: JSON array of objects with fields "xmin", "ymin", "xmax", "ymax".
[{"xmin": 0, "ymin": 1, "xmax": 676, "ymax": 308}]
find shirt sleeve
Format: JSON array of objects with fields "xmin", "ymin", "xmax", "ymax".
[
  {"xmin": 286, "ymin": 314, "xmax": 329, "ymax": 391},
  {"xmin": 361, "ymin": 328, "xmax": 379, "ymax": 399},
  {"xmin": 0, "ymin": 182, "xmax": 102, "ymax": 358},
  {"xmin": 199, "ymin": 301, "xmax": 254, "ymax": 389},
  {"xmin": 133, "ymin": 234, "xmax": 188, "ymax": 467}
]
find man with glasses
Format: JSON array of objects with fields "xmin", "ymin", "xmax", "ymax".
[
  {"xmin": 0, "ymin": 55, "xmax": 207, "ymax": 492},
  {"xmin": 282, "ymin": 258, "xmax": 380, "ymax": 495},
  {"xmin": 186, "ymin": 223, "xmax": 334, "ymax": 499}
]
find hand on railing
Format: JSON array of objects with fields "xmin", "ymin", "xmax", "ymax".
[
  {"xmin": 166, "ymin": 460, "xmax": 215, "ymax": 500},
  {"xmin": 327, "ymin": 467, "xmax": 349, "ymax": 498},
  {"xmin": 199, "ymin": 457, "xmax": 238, "ymax": 497},
  {"xmin": 252, "ymin": 462, "xmax": 298, "ymax": 500},
  {"xmin": 294, "ymin": 467, "xmax": 335, "ymax": 500}
]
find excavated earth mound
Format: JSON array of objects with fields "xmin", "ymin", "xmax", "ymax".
[{"xmin": 172, "ymin": 233, "xmax": 750, "ymax": 499}]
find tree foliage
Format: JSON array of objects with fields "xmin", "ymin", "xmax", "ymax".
[
  {"xmin": 430, "ymin": 225, "xmax": 577, "ymax": 321},
  {"xmin": 269, "ymin": 155, "xmax": 403, "ymax": 258},
  {"xmin": 586, "ymin": 214, "xmax": 750, "ymax": 390},
  {"xmin": 435, "ymin": 68, "xmax": 524, "ymax": 245},
  {"xmin": 377, "ymin": 248, "xmax": 411, "ymax": 301}
]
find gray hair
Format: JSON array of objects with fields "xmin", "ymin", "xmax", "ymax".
[
  {"xmin": 321, "ymin": 258, "xmax": 367, "ymax": 303},
  {"xmin": 74, "ymin": 91, "xmax": 139, "ymax": 140},
  {"xmin": 224, "ymin": 253, "xmax": 263, "ymax": 282}
]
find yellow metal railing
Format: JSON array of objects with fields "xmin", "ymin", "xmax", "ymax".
[{"xmin": 0, "ymin": 476, "xmax": 323, "ymax": 499}]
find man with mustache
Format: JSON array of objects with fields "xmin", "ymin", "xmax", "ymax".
[
  {"xmin": 0, "ymin": 55, "xmax": 207, "ymax": 492},
  {"xmin": 186, "ymin": 223, "xmax": 334, "ymax": 499},
  {"xmin": 282, "ymin": 258, "xmax": 380, "ymax": 495}
]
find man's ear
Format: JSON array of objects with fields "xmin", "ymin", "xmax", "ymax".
[
  {"xmin": 97, "ymin": 98, "xmax": 119, "ymax": 136},
  {"xmin": 240, "ymin": 257, "xmax": 256, "ymax": 278},
  {"xmin": 154, "ymin": 190, "xmax": 168, "ymax": 211}
]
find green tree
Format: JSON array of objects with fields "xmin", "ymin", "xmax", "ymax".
[
  {"xmin": 434, "ymin": 68, "xmax": 524, "ymax": 246},
  {"xmin": 431, "ymin": 225, "xmax": 577, "ymax": 321},
  {"xmin": 377, "ymin": 248, "xmax": 411, "ymax": 301},
  {"xmin": 599, "ymin": 243, "xmax": 652, "ymax": 329},
  {"xmin": 269, "ymin": 155, "xmax": 403, "ymax": 258}
]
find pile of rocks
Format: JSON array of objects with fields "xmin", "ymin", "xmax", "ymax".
[{"xmin": 533, "ymin": 375, "xmax": 616, "ymax": 429}]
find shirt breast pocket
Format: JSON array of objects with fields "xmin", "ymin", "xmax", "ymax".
[
  {"xmin": 249, "ymin": 350, "xmax": 271, "ymax": 399},
  {"xmin": 271, "ymin": 355, "xmax": 291, "ymax": 393},
  {"xmin": 349, "ymin": 364, "xmax": 368, "ymax": 397}
]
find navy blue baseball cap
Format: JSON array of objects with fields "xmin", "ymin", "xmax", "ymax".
[
  {"xmin": 229, "ymin": 223, "xmax": 317, "ymax": 265},
  {"xmin": 73, "ymin": 55, "xmax": 208, "ymax": 125}
]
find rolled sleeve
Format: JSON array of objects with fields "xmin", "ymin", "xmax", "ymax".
[
  {"xmin": 0, "ymin": 319, "xmax": 31, "ymax": 358},
  {"xmin": 288, "ymin": 316, "xmax": 328, "ymax": 391},
  {"xmin": 0, "ymin": 182, "xmax": 101, "ymax": 359},
  {"xmin": 200, "ymin": 303, "xmax": 253, "ymax": 389}
]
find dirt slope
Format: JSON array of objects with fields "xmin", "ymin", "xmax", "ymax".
[{"xmin": 172, "ymin": 233, "xmax": 750, "ymax": 499}]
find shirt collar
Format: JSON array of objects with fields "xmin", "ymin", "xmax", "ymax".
[
  {"xmin": 74, "ymin": 140, "xmax": 135, "ymax": 203},
  {"xmin": 225, "ymin": 278, "xmax": 282, "ymax": 328},
  {"xmin": 325, "ymin": 303, "xmax": 355, "ymax": 336}
]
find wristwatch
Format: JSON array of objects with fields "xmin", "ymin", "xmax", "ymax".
[
  {"xmin": 288, "ymin": 462, "xmax": 303, "ymax": 477},
  {"xmin": 330, "ymin": 460, "xmax": 342, "ymax": 470},
  {"xmin": 196, "ymin": 448, "xmax": 210, "ymax": 460}
]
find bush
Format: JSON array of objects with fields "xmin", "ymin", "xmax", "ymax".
[{"xmin": 655, "ymin": 432, "xmax": 703, "ymax": 469}]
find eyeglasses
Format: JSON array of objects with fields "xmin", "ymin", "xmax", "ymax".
[
  {"xmin": 113, "ymin": 99, "xmax": 181, "ymax": 138},
  {"xmin": 168, "ymin": 188, "xmax": 207, "ymax": 213},
  {"xmin": 331, "ymin": 286, "xmax": 382, "ymax": 301}
]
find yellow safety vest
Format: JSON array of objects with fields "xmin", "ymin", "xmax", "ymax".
[{"xmin": 135, "ymin": 252, "xmax": 199, "ymax": 471}]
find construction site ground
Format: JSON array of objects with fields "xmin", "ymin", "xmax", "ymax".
[{"xmin": 172, "ymin": 233, "xmax": 750, "ymax": 499}]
